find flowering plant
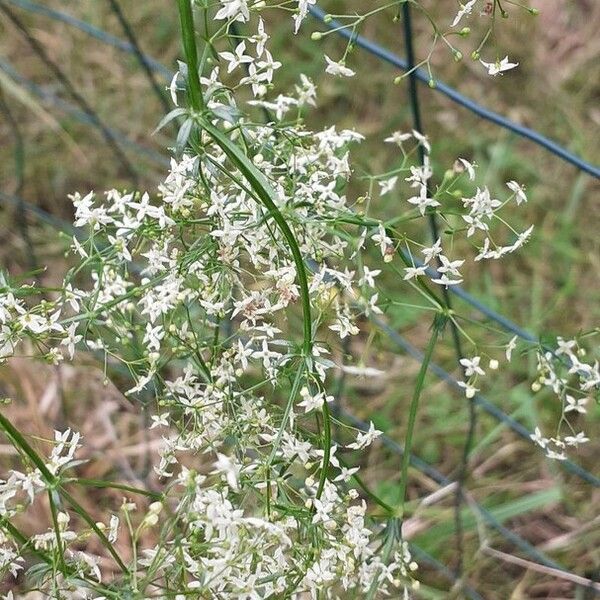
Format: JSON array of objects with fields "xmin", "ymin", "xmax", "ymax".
[{"xmin": 0, "ymin": 1, "xmax": 594, "ymax": 598}]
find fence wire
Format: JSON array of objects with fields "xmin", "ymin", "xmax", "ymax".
[{"xmin": 309, "ymin": 6, "xmax": 600, "ymax": 179}]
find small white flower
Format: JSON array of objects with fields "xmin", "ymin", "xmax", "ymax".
[
  {"xmin": 384, "ymin": 131, "xmax": 412, "ymax": 146},
  {"xmin": 168, "ymin": 71, "xmax": 179, "ymax": 106},
  {"xmin": 564, "ymin": 395, "xmax": 588, "ymax": 415},
  {"xmin": 480, "ymin": 56, "xmax": 519, "ymax": 76},
  {"xmin": 422, "ymin": 239, "xmax": 443, "ymax": 264},
  {"xmin": 371, "ymin": 224, "xmax": 393, "ymax": 259},
  {"xmin": 451, "ymin": 0, "xmax": 477, "ymax": 27},
  {"xmin": 346, "ymin": 422, "xmax": 382, "ymax": 450},
  {"xmin": 378, "ymin": 176, "xmax": 398, "ymax": 196},
  {"xmin": 457, "ymin": 381, "xmax": 479, "ymax": 398},
  {"xmin": 219, "ymin": 41, "xmax": 253, "ymax": 73},
  {"xmin": 324, "ymin": 55, "xmax": 355, "ymax": 77},
  {"xmin": 457, "ymin": 158, "xmax": 476, "ymax": 180},
  {"xmin": 506, "ymin": 180, "xmax": 527, "ymax": 204},
  {"xmin": 505, "ymin": 335, "xmax": 518, "ymax": 361},
  {"xmin": 460, "ymin": 356, "xmax": 485, "ymax": 377},
  {"xmin": 214, "ymin": 0, "xmax": 249, "ymax": 22},
  {"xmin": 403, "ymin": 265, "xmax": 428, "ymax": 280},
  {"xmin": 359, "ymin": 266, "xmax": 381, "ymax": 288},
  {"xmin": 211, "ymin": 453, "xmax": 241, "ymax": 490}
]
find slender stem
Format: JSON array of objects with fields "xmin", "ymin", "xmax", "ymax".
[
  {"xmin": 397, "ymin": 314, "xmax": 443, "ymax": 519},
  {"xmin": 0, "ymin": 412, "xmax": 55, "ymax": 482},
  {"xmin": 72, "ymin": 478, "xmax": 162, "ymax": 499},
  {"xmin": 201, "ymin": 120, "xmax": 313, "ymax": 358},
  {"xmin": 400, "ymin": 1, "xmax": 472, "ymax": 578},
  {"xmin": 177, "ymin": 0, "xmax": 204, "ymax": 112},
  {"xmin": 59, "ymin": 487, "xmax": 129, "ymax": 573}
]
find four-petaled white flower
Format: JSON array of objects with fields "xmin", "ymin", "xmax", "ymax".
[
  {"xmin": 480, "ymin": 56, "xmax": 519, "ymax": 76},
  {"xmin": 324, "ymin": 55, "xmax": 355, "ymax": 77},
  {"xmin": 451, "ymin": 0, "xmax": 477, "ymax": 27},
  {"xmin": 378, "ymin": 176, "xmax": 398, "ymax": 196},
  {"xmin": 506, "ymin": 180, "xmax": 527, "ymax": 204},
  {"xmin": 219, "ymin": 41, "xmax": 253, "ymax": 73},
  {"xmin": 215, "ymin": 0, "xmax": 249, "ymax": 22}
]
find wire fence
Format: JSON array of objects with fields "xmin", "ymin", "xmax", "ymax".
[{"xmin": 1, "ymin": 0, "xmax": 599, "ymax": 596}]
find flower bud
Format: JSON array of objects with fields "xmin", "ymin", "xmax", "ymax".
[{"xmin": 149, "ymin": 501, "xmax": 163, "ymax": 514}]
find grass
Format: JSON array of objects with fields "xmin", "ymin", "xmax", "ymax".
[{"xmin": 0, "ymin": 0, "xmax": 598, "ymax": 597}]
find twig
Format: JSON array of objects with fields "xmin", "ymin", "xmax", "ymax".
[{"xmin": 483, "ymin": 545, "xmax": 600, "ymax": 592}]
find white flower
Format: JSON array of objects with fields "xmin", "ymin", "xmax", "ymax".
[
  {"xmin": 530, "ymin": 427, "xmax": 547, "ymax": 448},
  {"xmin": 506, "ymin": 180, "xmax": 527, "ymax": 204},
  {"xmin": 384, "ymin": 131, "xmax": 412, "ymax": 146},
  {"xmin": 347, "ymin": 422, "xmax": 382, "ymax": 450},
  {"xmin": 459, "ymin": 356, "xmax": 485, "ymax": 377},
  {"xmin": 457, "ymin": 158, "xmax": 476, "ymax": 180},
  {"xmin": 371, "ymin": 224, "xmax": 393, "ymax": 259},
  {"xmin": 432, "ymin": 255, "xmax": 464, "ymax": 285},
  {"xmin": 168, "ymin": 71, "xmax": 179, "ymax": 106},
  {"xmin": 214, "ymin": 0, "xmax": 249, "ymax": 22},
  {"xmin": 219, "ymin": 41, "xmax": 253, "ymax": 73},
  {"xmin": 480, "ymin": 56, "xmax": 519, "ymax": 76},
  {"xmin": 359, "ymin": 266, "xmax": 381, "ymax": 288},
  {"xmin": 211, "ymin": 453, "xmax": 241, "ymax": 490},
  {"xmin": 407, "ymin": 185, "xmax": 440, "ymax": 216},
  {"xmin": 324, "ymin": 55, "xmax": 355, "ymax": 77},
  {"xmin": 403, "ymin": 265, "xmax": 428, "ymax": 280},
  {"xmin": 451, "ymin": 0, "xmax": 477, "ymax": 27},
  {"xmin": 505, "ymin": 335, "xmax": 518, "ymax": 361},
  {"xmin": 564, "ymin": 395, "xmax": 588, "ymax": 415},
  {"xmin": 294, "ymin": 0, "xmax": 317, "ymax": 33},
  {"xmin": 422, "ymin": 238, "xmax": 443, "ymax": 264},
  {"xmin": 61, "ymin": 323, "xmax": 82, "ymax": 359},
  {"xmin": 251, "ymin": 18, "xmax": 268, "ymax": 56},
  {"xmin": 298, "ymin": 387, "xmax": 333, "ymax": 413},
  {"xmin": 378, "ymin": 176, "xmax": 398, "ymax": 196},
  {"xmin": 457, "ymin": 381, "xmax": 479, "ymax": 398},
  {"xmin": 564, "ymin": 432, "xmax": 589, "ymax": 446}
]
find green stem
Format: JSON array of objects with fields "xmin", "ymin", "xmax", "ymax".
[
  {"xmin": 0, "ymin": 412, "xmax": 55, "ymax": 482},
  {"xmin": 59, "ymin": 486, "xmax": 129, "ymax": 574},
  {"xmin": 315, "ymin": 400, "xmax": 331, "ymax": 500},
  {"xmin": 200, "ymin": 120, "xmax": 313, "ymax": 358},
  {"xmin": 397, "ymin": 313, "xmax": 444, "ymax": 519},
  {"xmin": 177, "ymin": 0, "xmax": 204, "ymax": 112},
  {"xmin": 72, "ymin": 478, "xmax": 163, "ymax": 500}
]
